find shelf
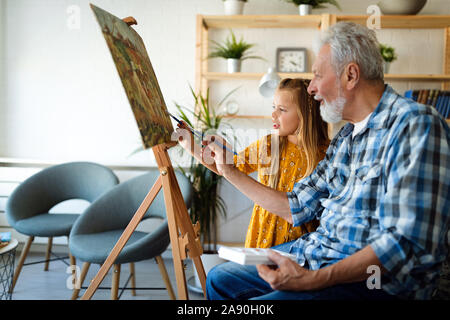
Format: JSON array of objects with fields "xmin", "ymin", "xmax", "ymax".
[
  {"xmin": 205, "ymin": 72, "xmax": 313, "ymax": 80},
  {"xmin": 386, "ymin": 74, "xmax": 450, "ymax": 81},
  {"xmin": 202, "ymin": 15, "xmax": 323, "ymax": 29},
  {"xmin": 205, "ymin": 72, "xmax": 450, "ymax": 82},
  {"xmin": 201, "ymin": 15, "xmax": 450, "ymax": 30},
  {"xmin": 336, "ymin": 15, "xmax": 450, "ymax": 29},
  {"xmin": 222, "ymin": 114, "xmax": 270, "ymax": 119}
]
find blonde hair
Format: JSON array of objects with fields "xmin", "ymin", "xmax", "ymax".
[{"xmin": 266, "ymin": 78, "xmax": 329, "ymax": 189}]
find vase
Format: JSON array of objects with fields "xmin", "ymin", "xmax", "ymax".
[
  {"xmin": 227, "ymin": 58, "xmax": 241, "ymax": 73},
  {"xmin": 299, "ymin": 4, "xmax": 312, "ymax": 16},
  {"xmin": 377, "ymin": 0, "xmax": 427, "ymax": 15},
  {"xmin": 224, "ymin": 0, "xmax": 245, "ymax": 15},
  {"xmin": 383, "ymin": 61, "xmax": 390, "ymax": 74}
]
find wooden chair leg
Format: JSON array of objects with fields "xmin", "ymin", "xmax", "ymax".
[
  {"xmin": 129, "ymin": 263, "xmax": 136, "ymax": 296},
  {"xmin": 10, "ymin": 236, "xmax": 34, "ymax": 293},
  {"xmin": 155, "ymin": 256, "xmax": 176, "ymax": 300},
  {"xmin": 44, "ymin": 237, "xmax": 52, "ymax": 271},
  {"xmin": 71, "ymin": 262, "xmax": 90, "ymax": 300},
  {"xmin": 111, "ymin": 264, "xmax": 121, "ymax": 300}
]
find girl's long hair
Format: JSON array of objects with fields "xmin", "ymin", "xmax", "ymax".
[{"xmin": 266, "ymin": 78, "xmax": 329, "ymax": 189}]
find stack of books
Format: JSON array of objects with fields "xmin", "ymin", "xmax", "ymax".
[
  {"xmin": 0, "ymin": 232, "xmax": 11, "ymax": 249},
  {"xmin": 218, "ymin": 246, "xmax": 297, "ymax": 265},
  {"xmin": 405, "ymin": 89, "xmax": 450, "ymax": 119}
]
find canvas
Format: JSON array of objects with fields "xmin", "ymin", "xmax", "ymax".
[{"xmin": 91, "ymin": 4, "xmax": 174, "ymax": 149}]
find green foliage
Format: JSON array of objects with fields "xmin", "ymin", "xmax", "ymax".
[
  {"xmin": 379, "ymin": 43, "xmax": 397, "ymax": 63},
  {"xmin": 174, "ymin": 85, "xmax": 238, "ymax": 252},
  {"xmin": 208, "ymin": 30, "xmax": 264, "ymax": 61},
  {"xmin": 283, "ymin": 0, "xmax": 341, "ymax": 10}
]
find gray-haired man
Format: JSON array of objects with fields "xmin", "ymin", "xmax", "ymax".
[{"xmin": 203, "ymin": 22, "xmax": 450, "ymax": 300}]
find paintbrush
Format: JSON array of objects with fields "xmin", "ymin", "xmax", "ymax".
[{"xmin": 168, "ymin": 112, "xmax": 238, "ymax": 156}]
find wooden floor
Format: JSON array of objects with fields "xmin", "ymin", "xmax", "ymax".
[{"xmin": 8, "ymin": 251, "xmax": 205, "ymax": 300}]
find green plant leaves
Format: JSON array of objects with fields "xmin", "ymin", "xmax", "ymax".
[{"xmin": 208, "ymin": 30, "xmax": 264, "ymax": 61}]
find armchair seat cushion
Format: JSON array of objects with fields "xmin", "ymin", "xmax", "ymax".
[
  {"xmin": 69, "ymin": 229, "xmax": 170, "ymax": 265},
  {"xmin": 15, "ymin": 213, "xmax": 80, "ymax": 237}
]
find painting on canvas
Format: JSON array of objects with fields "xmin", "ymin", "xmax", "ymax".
[{"xmin": 91, "ymin": 4, "xmax": 173, "ymax": 149}]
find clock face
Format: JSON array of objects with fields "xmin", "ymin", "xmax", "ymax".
[{"xmin": 276, "ymin": 48, "xmax": 307, "ymax": 73}]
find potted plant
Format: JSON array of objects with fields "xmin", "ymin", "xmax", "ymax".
[
  {"xmin": 208, "ymin": 30, "xmax": 264, "ymax": 73},
  {"xmin": 283, "ymin": 0, "xmax": 341, "ymax": 16},
  {"xmin": 222, "ymin": 0, "xmax": 248, "ymax": 15},
  {"xmin": 174, "ymin": 85, "xmax": 238, "ymax": 289},
  {"xmin": 379, "ymin": 43, "xmax": 397, "ymax": 74}
]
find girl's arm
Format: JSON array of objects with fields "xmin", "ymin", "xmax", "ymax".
[{"xmin": 222, "ymin": 167, "xmax": 292, "ymax": 223}]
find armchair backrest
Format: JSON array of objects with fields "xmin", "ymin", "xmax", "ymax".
[
  {"xmin": 70, "ymin": 169, "xmax": 193, "ymax": 235},
  {"xmin": 6, "ymin": 162, "xmax": 119, "ymax": 226}
]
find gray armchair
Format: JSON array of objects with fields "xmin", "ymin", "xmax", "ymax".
[
  {"xmin": 6, "ymin": 162, "xmax": 119, "ymax": 293},
  {"xmin": 69, "ymin": 169, "xmax": 193, "ymax": 300}
]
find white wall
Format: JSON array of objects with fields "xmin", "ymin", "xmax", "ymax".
[
  {"xmin": 0, "ymin": 0, "xmax": 4, "ymax": 151},
  {"xmin": 1, "ymin": 0, "xmax": 450, "ymax": 243}
]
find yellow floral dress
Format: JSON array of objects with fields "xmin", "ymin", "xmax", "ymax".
[{"xmin": 234, "ymin": 135, "xmax": 326, "ymax": 248}]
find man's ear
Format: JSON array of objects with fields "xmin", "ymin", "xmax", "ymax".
[{"xmin": 343, "ymin": 63, "xmax": 360, "ymax": 90}]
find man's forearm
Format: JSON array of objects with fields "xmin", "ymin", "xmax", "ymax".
[
  {"xmin": 224, "ymin": 166, "xmax": 292, "ymax": 223},
  {"xmin": 314, "ymin": 245, "xmax": 385, "ymax": 289}
]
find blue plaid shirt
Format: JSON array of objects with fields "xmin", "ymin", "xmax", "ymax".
[{"xmin": 287, "ymin": 85, "xmax": 450, "ymax": 299}]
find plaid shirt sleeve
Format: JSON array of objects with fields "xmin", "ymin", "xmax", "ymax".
[
  {"xmin": 287, "ymin": 144, "xmax": 334, "ymax": 227},
  {"xmin": 370, "ymin": 114, "xmax": 450, "ymax": 295}
]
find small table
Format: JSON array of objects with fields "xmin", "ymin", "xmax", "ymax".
[{"xmin": 0, "ymin": 238, "xmax": 18, "ymax": 300}]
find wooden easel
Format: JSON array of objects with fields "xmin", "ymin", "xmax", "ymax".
[{"xmin": 80, "ymin": 143, "xmax": 206, "ymax": 300}]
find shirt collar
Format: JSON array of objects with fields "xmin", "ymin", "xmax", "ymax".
[
  {"xmin": 339, "ymin": 84, "xmax": 398, "ymax": 138},
  {"xmin": 366, "ymin": 84, "xmax": 398, "ymax": 130}
]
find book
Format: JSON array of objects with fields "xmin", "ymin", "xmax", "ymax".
[
  {"xmin": 0, "ymin": 232, "xmax": 11, "ymax": 242},
  {"xmin": 443, "ymin": 92, "xmax": 450, "ymax": 118},
  {"xmin": 218, "ymin": 246, "xmax": 298, "ymax": 265},
  {"xmin": 0, "ymin": 232, "xmax": 11, "ymax": 249},
  {"xmin": 404, "ymin": 90, "xmax": 413, "ymax": 99}
]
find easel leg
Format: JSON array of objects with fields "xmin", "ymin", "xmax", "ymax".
[
  {"xmin": 161, "ymin": 169, "xmax": 189, "ymax": 299},
  {"xmin": 80, "ymin": 176, "xmax": 163, "ymax": 300}
]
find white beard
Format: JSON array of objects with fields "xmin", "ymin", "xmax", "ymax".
[
  {"xmin": 320, "ymin": 97, "xmax": 346, "ymax": 124},
  {"xmin": 317, "ymin": 95, "xmax": 346, "ymax": 124}
]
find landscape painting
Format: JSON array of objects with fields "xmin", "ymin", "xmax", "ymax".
[{"xmin": 91, "ymin": 4, "xmax": 174, "ymax": 149}]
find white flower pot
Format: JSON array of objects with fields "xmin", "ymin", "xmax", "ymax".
[
  {"xmin": 224, "ymin": 0, "xmax": 245, "ymax": 15},
  {"xmin": 227, "ymin": 58, "xmax": 241, "ymax": 73},
  {"xmin": 299, "ymin": 4, "xmax": 312, "ymax": 16},
  {"xmin": 383, "ymin": 61, "xmax": 390, "ymax": 74},
  {"xmin": 194, "ymin": 252, "xmax": 226, "ymax": 288}
]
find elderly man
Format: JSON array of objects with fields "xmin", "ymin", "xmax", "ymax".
[{"xmin": 201, "ymin": 22, "xmax": 449, "ymax": 300}]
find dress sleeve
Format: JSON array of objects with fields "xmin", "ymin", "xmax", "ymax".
[
  {"xmin": 234, "ymin": 138, "xmax": 260, "ymax": 175},
  {"xmin": 369, "ymin": 114, "xmax": 450, "ymax": 295}
]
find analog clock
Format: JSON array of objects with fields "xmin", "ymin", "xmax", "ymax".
[{"xmin": 276, "ymin": 48, "xmax": 307, "ymax": 73}]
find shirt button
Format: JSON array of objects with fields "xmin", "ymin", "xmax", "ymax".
[{"xmin": 290, "ymin": 161, "xmax": 295, "ymax": 166}]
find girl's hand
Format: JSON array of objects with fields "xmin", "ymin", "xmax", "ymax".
[
  {"xmin": 175, "ymin": 121, "xmax": 194, "ymax": 151},
  {"xmin": 201, "ymin": 134, "xmax": 235, "ymax": 177}
]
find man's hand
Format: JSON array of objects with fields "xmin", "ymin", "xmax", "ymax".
[{"xmin": 256, "ymin": 250, "xmax": 323, "ymax": 291}]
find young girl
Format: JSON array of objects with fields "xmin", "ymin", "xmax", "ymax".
[{"xmin": 177, "ymin": 78, "xmax": 329, "ymax": 248}]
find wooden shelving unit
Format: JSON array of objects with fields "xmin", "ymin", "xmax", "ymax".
[
  {"xmin": 205, "ymin": 72, "xmax": 450, "ymax": 82},
  {"xmin": 195, "ymin": 14, "xmax": 450, "ymax": 121}
]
